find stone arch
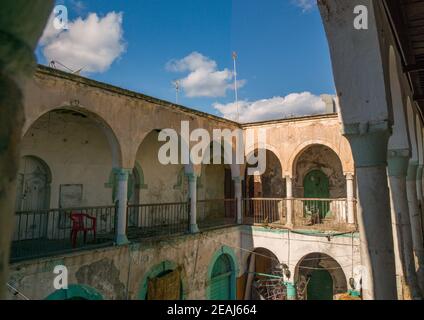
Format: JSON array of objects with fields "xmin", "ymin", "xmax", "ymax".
[
  {"xmin": 294, "ymin": 252, "xmax": 347, "ymax": 300},
  {"xmin": 45, "ymin": 284, "xmax": 103, "ymax": 300},
  {"xmin": 245, "ymin": 148, "xmax": 285, "ymax": 198},
  {"xmin": 387, "ymin": 46, "xmax": 410, "ymax": 151},
  {"xmin": 200, "ymin": 138, "xmax": 241, "ymax": 179},
  {"xmin": 22, "ymin": 106, "xmax": 123, "ymax": 168},
  {"xmin": 135, "ymin": 129, "xmax": 188, "ymax": 203},
  {"xmin": 247, "ymin": 247, "xmax": 280, "ymax": 276},
  {"xmin": 290, "ymin": 142, "xmax": 346, "ymax": 198},
  {"xmin": 287, "ymin": 140, "xmax": 351, "ymax": 177},
  {"xmin": 245, "ymin": 143, "xmax": 284, "ymax": 177},
  {"xmin": 138, "ymin": 260, "xmax": 187, "ymax": 300},
  {"xmin": 206, "ymin": 246, "xmax": 239, "ymax": 300}
]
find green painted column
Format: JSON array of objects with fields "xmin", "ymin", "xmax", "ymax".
[
  {"xmin": 343, "ymin": 122, "xmax": 397, "ymax": 300},
  {"xmin": 114, "ymin": 168, "xmax": 131, "ymax": 245},
  {"xmin": 0, "ymin": 0, "xmax": 54, "ymax": 299},
  {"xmin": 286, "ymin": 282, "xmax": 297, "ymax": 300}
]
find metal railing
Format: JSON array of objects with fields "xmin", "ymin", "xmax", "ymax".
[
  {"xmin": 242, "ymin": 198, "xmax": 286, "ymax": 225},
  {"xmin": 291, "ymin": 198, "xmax": 354, "ymax": 230},
  {"xmin": 11, "ymin": 206, "xmax": 116, "ymax": 262},
  {"xmin": 197, "ymin": 198, "xmax": 237, "ymax": 230},
  {"xmin": 10, "ymin": 197, "xmax": 356, "ymax": 262},
  {"xmin": 126, "ymin": 202, "xmax": 189, "ymax": 238}
]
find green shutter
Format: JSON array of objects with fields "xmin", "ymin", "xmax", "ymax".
[
  {"xmin": 303, "ymin": 170, "xmax": 331, "ymax": 218},
  {"xmin": 210, "ymin": 254, "xmax": 233, "ymax": 300},
  {"xmin": 306, "ymin": 268, "xmax": 333, "ymax": 300}
]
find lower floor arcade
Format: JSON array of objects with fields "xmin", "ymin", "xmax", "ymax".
[{"xmin": 7, "ymin": 226, "xmax": 361, "ymax": 300}]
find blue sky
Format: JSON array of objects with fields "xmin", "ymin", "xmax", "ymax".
[{"xmin": 36, "ymin": 0, "xmax": 335, "ymax": 122}]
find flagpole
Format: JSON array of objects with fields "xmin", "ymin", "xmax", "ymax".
[{"xmin": 232, "ymin": 52, "xmax": 239, "ymax": 122}]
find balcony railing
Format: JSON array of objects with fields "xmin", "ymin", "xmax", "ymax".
[
  {"xmin": 243, "ymin": 198, "xmax": 356, "ymax": 232},
  {"xmin": 11, "ymin": 206, "xmax": 116, "ymax": 262},
  {"xmin": 242, "ymin": 198, "xmax": 286, "ymax": 226},
  {"xmin": 291, "ymin": 198, "xmax": 354, "ymax": 231},
  {"xmin": 126, "ymin": 202, "xmax": 189, "ymax": 239},
  {"xmin": 10, "ymin": 197, "xmax": 356, "ymax": 262},
  {"xmin": 197, "ymin": 198, "xmax": 237, "ymax": 230}
]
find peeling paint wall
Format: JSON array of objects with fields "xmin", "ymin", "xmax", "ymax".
[
  {"xmin": 293, "ymin": 145, "xmax": 346, "ymax": 198},
  {"xmin": 20, "ymin": 110, "xmax": 113, "ymax": 208},
  {"xmin": 7, "ymin": 227, "xmax": 243, "ymax": 300},
  {"xmin": 7, "ymin": 226, "xmax": 360, "ymax": 300}
]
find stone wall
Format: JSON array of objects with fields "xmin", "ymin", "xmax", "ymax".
[{"xmin": 7, "ymin": 226, "xmax": 361, "ymax": 300}]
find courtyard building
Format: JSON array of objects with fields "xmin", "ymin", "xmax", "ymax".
[{"xmin": 1, "ymin": 0, "xmax": 424, "ymax": 300}]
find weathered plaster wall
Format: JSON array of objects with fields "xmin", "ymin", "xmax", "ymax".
[
  {"xmin": 20, "ymin": 110, "xmax": 113, "ymax": 208},
  {"xmin": 7, "ymin": 226, "xmax": 360, "ymax": 300},
  {"xmin": 243, "ymin": 115, "xmax": 354, "ymax": 178},
  {"xmin": 22, "ymin": 67, "xmax": 240, "ymax": 169},
  {"xmin": 293, "ymin": 144, "xmax": 346, "ymax": 198},
  {"xmin": 7, "ymin": 226, "xmax": 243, "ymax": 300},
  {"xmin": 260, "ymin": 151, "xmax": 286, "ymax": 197},
  {"xmin": 136, "ymin": 131, "xmax": 184, "ymax": 204}
]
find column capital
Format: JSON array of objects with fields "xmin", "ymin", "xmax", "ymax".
[
  {"xmin": 113, "ymin": 168, "xmax": 131, "ymax": 181},
  {"xmin": 186, "ymin": 172, "xmax": 198, "ymax": 182},
  {"xmin": 342, "ymin": 121, "xmax": 391, "ymax": 168},
  {"xmin": 344, "ymin": 172, "xmax": 355, "ymax": 180},
  {"xmin": 233, "ymin": 176, "xmax": 244, "ymax": 183},
  {"xmin": 387, "ymin": 149, "xmax": 410, "ymax": 177}
]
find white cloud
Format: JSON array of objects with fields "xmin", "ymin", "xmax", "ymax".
[
  {"xmin": 166, "ymin": 52, "xmax": 245, "ymax": 98},
  {"xmin": 213, "ymin": 92, "xmax": 329, "ymax": 123},
  {"xmin": 40, "ymin": 11, "xmax": 126, "ymax": 73},
  {"xmin": 292, "ymin": 0, "xmax": 316, "ymax": 12}
]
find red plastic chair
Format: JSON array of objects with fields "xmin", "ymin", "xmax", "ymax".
[{"xmin": 70, "ymin": 212, "xmax": 97, "ymax": 248}]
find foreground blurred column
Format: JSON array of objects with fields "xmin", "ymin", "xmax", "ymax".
[
  {"xmin": 387, "ymin": 151, "xmax": 421, "ymax": 299},
  {"xmin": 349, "ymin": 130, "xmax": 397, "ymax": 300},
  {"xmin": 318, "ymin": 0, "xmax": 397, "ymax": 299},
  {"xmin": 114, "ymin": 168, "xmax": 130, "ymax": 245},
  {"xmin": 0, "ymin": 0, "xmax": 54, "ymax": 299}
]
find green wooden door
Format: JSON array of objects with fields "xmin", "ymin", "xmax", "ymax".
[
  {"xmin": 303, "ymin": 170, "xmax": 330, "ymax": 218},
  {"xmin": 307, "ymin": 268, "xmax": 333, "ymax": 300},
  {"xmin": 210, "ymin": 254, "xmax": 233, "ymax": 300}
]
